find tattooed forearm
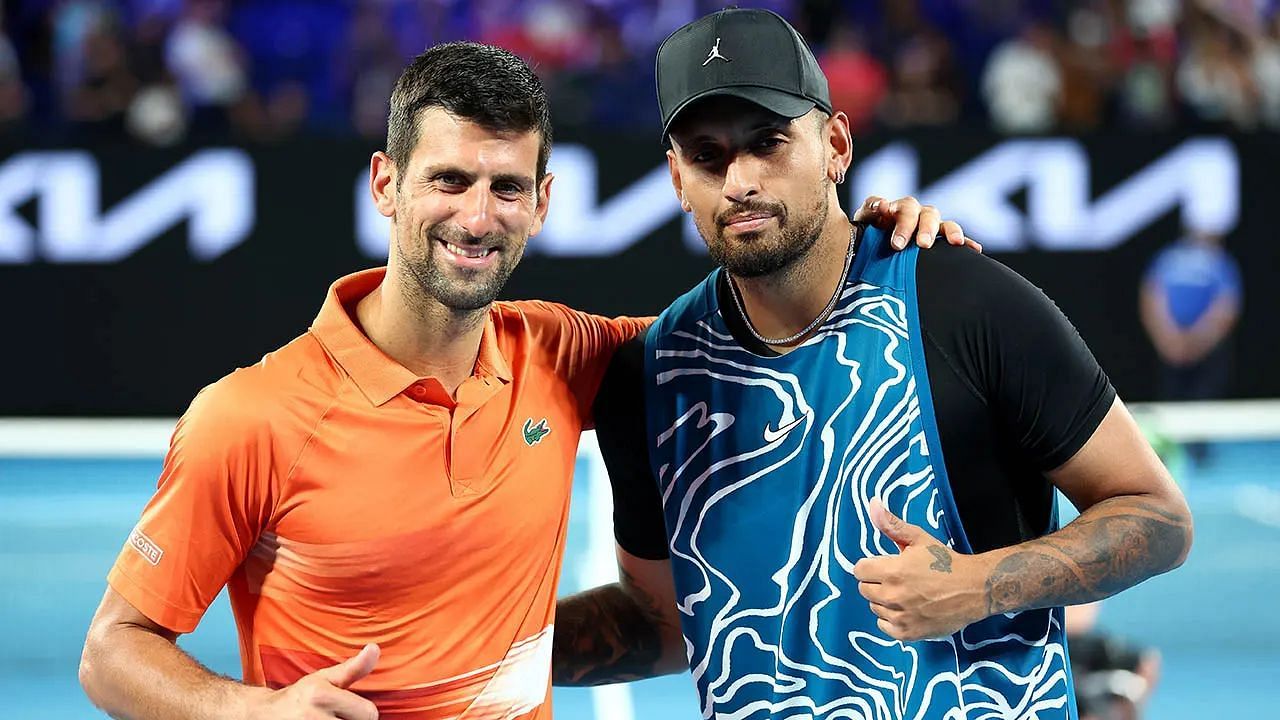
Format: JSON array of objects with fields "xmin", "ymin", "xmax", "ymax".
[
  {"xmin": 552, "ymin": 569, "xmax": 667, "ymax": 686},
  {"xmin": 984, "ymin": 496, "xmax": 1192, "ymax": 615}
]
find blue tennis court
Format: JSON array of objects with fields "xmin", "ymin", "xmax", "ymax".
[{"xmin": 2, "ymin": 437, "xmax": 1277, "ymax": 719}]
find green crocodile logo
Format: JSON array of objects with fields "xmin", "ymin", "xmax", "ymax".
[{"xmin": 522, "ymin": 418, "xmax": 552, "ymax": 446}]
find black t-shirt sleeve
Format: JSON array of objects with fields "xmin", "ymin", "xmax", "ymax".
[
  {"xmin": 917, "ymin": 243, "xmax": 1116, "ymax": 472},
  {"xmin": 591, "ymin": 334, "xmax": 671, "ymax": 560}
]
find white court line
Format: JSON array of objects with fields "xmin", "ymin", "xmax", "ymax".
[
  {"xmin": 1127, "ymin": 399, "xmax": 1280, "ymax": 441},
  {"xmin": 0, "ymin": 418, "xmax": 175, "ymax": 457}
]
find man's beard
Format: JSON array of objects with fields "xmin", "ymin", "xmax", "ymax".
[
  {"xmin": 399, "ymin": 221, "xmax": 525, "ymax": 312},
  {"xmin": 701, "ymin": 190, "xmax": 829, "ymax": 278}
]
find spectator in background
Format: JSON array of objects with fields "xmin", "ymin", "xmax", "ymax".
[
  {"xmin": 14, "ymin": 0, "xmax": 1280, "ymax": 139},
  {"xmin": 0, "ymin": 19, "xmax": 29, "ymax": 130},
  {"xmin": 1249, "ymin": 13, "xmax": 1280, "ymax": 129},
  {"xmin": 164, "ymin": 0, "xmax": 247, "ymax": 135},
  {"xmin": 1111, "ymin": 20, "xmax": 1180, "ymax": 129},
  {"xmin": 819, "ymin": 24, "xmax": 889, "ymax": 135},
  {"xmin": 123, "ymin": 10, "xmax": 186, "ymax": 146},
  {"xmin": 479, "ymin": 0, "xmax": 593, "ymax": 74},
  {"xmin": 1177, "ymin": 8, "xmax": 1258, "ymax": 129},
  {"xmin": 1054, "ymin": 3, "xmax": 1113, "ymax": 132},
  {"xmin": 50, "ymin": 0, "xmax": 112, "ymax": 102},
  {"xmin": 877, "ymin": 24, "xmax": 961, "ymax": 129},
  {"xmin": 344, "ymin": 1, "xmax": 401, "ymax": 140},
  {"xmin": 575, "ymin": 8, "xmax": 655, "ymax": 130},
  {"xmin": 1140, "ymin": 228, "xmax": 1243, "ymax": 421},
  {"xmin": 64, "ymin": 20, "xmax": 138, "ymax": 139},
  {"xmin": 982, "ymin": 20, "xmax": 1062, "ymax": 133}
]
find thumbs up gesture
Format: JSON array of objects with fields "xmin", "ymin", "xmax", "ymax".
[
  {"xmin": 851, "ymin": 500, "xmax": 986, "ymax": 642},
  {"xmin": 248, "ymin": 643, "xmax": 381, "ymax": 720}
]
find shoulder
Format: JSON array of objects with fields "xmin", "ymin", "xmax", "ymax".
[
  {"xmin": 492, "ymin": 299, "xmax": 598, "ymax": 342},
  {"xmin": 916, "ymin": 241, "xmax": 1059, "ymax": 324},
  {"xmin": 649, "ymin": 270, "xmax": 720, "ymax": 342},
  {"xmin": 178, "ymin": 333, "xmax": 334, "ymax": 459},
  {"xmin": 494, "ymin": 300, "xmax": 651, "ymax": 347},
  {"xmin": 494, "ymin": 299, "xmax": 574, "ymax": 325},
  {"xmin": 915, "ymin": 242, "xmax": 1104, "ymax": 399}
]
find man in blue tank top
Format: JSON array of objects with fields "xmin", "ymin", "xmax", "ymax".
[{"xmin": 551, "ymin": 10, "xmax": 1193, "ymax": 720}]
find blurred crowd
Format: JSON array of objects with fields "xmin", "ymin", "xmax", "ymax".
[{"xmin": 3, "ymin": 0, "xmax": 1280, "ymax": 145}]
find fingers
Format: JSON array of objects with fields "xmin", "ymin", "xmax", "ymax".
[
  {"xmin": 876, "ymin": 617, "xmax": 905, "ymax": 640},
  {"xmin": 851, "ymin": 556, "xmax": 892, "ymax": 582},
  {"xmin": 853, "ymin": 195, "xmax": 937, "ymax": 251},
  {"xmin": 865, "ymin": 497, "xmax": 926, "ymax": 545},
  {"xmin": 853, "ymin": 197, "xmax": 978, "ymax": 253},
  {"xmin": 942, "ymin": 219, "xmax": 984, "ymax": 253},
  {"xmin": 857, "ymin": 581, "xmax": 903, "ymax": 610},
  {"xmin": 875, "ymin": 617, "xmax": 933, "ymax": 642},
  {"xmin": 887, "ymin": 196, "xmax": 922, "ymax": 250},
  {"xmin": 319, "ymin": 688, "xmax": 380, "ymax": 720},
  {"xmin": 914, "ymin": 206, "xmax": 940, "ymax": 249},
  {"xmin": 315, "ymin": 644, "xmax": 380, "ymax": 689},
  {"xmin": 940, "ymin": 220, "xmax": 965, "ymax": 247},
  {"xmin": 851, "ymin": 195, "xmax": 885, "ymax": 224}
]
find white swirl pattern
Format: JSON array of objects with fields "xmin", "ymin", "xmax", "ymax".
[{"xmin": 647, "ymin": 278, "xmax": 1073, "ymax": 720}]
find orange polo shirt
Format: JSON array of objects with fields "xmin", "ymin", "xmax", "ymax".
[{"xmin": 107, "ymin": 268, "xmax": 651, "ymax": 719}]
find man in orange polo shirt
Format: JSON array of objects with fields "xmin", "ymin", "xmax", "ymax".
[{"xmin": 78, "ymin": 42, "xmax": 966, "ymax": 720}]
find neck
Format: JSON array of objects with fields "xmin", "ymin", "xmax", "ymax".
[
  {"xmin": 731, "ymin": 208, "xmax": 853, "ymax": 348},
  {"xmin": 356, "ymin": 265, "xmax": 488, "ymax": 397}
]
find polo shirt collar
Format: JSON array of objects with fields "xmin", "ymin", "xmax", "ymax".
[{"xmin": 310, "ymin": 268, "xmax": 512, "ymax": 407}]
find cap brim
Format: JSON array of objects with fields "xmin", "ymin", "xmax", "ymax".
[{"xmin": 662, "ymin": 86, "xmax": 817, "ymax": 139}]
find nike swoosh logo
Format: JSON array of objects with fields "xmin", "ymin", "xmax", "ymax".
[{"xmin": 763, "ymin": 414, "xmax": 806, "ymax": 443}]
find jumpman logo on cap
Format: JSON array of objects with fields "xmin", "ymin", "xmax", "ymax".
[{"xmin": 702, "ymin": 37, "xmax": 729, "ymax": 66}]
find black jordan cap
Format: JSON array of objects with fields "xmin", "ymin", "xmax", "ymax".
[{"xmin": 656, "ymin": 8, "xmax": 833, "ymax": 139}]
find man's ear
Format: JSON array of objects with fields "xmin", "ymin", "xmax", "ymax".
[
  {"xmin": 668, "ymin": 148, "xmax": 690, "ymax": 212},
  {"xmin": 824, "ymin": 111, "xmax": 853, "ymax": 184},
  {"xmin": 370, "ymin": 151, "xmax": 398, "ymax": 218},
  {"xmin": 529, "ymin": 172, "xmax": 555, "ymax": 237}
]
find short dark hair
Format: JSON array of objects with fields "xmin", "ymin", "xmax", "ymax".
[{"xmin": 386, "ymin": 42, "xmax": 552, "ymax": 188}]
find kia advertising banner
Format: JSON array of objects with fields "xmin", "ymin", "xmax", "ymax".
[{"xmin": 3, "ymin": 131, "xmax": 1277, "ymax": 415}]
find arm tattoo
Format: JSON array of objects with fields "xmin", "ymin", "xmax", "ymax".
[
  {"xmin": 985, "ymin": 496, "xmax": 1191, "ymax": 615},
  {"xmin": 552, "ymin": 567, "xmax": 668, "ymax": 686}
]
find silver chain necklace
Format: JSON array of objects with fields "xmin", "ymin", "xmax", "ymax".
[{"xmin": 727, "ymin": 226, "xmax": 857, "ymax": 346}]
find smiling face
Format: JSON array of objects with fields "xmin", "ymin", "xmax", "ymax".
[
  {"xmin": 667, "ymin": 97, "xmax": 832, "ymax": 278},
  {"xmin": 385, "ymin": 107, "xmax": 552, "ymax": 312}
]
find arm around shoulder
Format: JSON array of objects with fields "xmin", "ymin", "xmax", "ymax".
[{"xmin": 553, "ymin": 546, "xmax": 687, "ymax": 686}]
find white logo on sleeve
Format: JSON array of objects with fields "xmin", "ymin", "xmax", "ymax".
[{"xmin": 128, "ymin": 526, "xmax": 165, "ymax": 566}]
